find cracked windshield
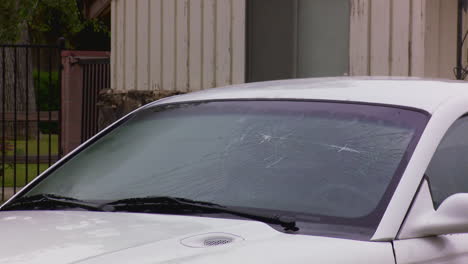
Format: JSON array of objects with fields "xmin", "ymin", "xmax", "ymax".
[{"xmin": 27, "ymin": 100, "xmax": 424, "ymax": 219}]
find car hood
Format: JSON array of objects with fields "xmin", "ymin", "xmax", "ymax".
[{"xmin": 0, "ymin": 211, "xmax": 394, "ymax": 264}]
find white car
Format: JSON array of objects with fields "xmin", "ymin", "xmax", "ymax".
[{"xmin": 2, "ymin": 77, "xmax": 468, "ymax": 263}]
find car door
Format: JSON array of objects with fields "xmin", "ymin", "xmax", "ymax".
[{"xmin": 393, "ymin": 115, "xmax": 468, "ymax": 264}]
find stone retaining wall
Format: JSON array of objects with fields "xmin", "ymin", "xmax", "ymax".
[{"xmin": 97, "ymin": 89, "xmax": 185, "ymax": 130}]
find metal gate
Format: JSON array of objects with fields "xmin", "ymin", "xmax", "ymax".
[
  {"xmin": 0, "ymin": 43, "xmax": 63, "ymax": 201},
  {"xmin": 80, "ymin": 58, "xmax": 110, "ymax": 142}
]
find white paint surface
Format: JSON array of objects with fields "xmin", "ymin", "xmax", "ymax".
[
  {"xmin": 152, "ymin": 77, "xmax": 468, "ymax": 114},
  {"xmin": 0, "ymin": 211, "xmax": 395, "ymax": 264},
  {"xmin": 395, "ymin": 182, "xmax": 468, "ymax": 263}
]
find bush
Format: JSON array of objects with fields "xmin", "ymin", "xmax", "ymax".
[
  {"xmin": 33, "ymin": 70, "xmax": 60, "ymax": 134},
  {"xmin": 33, "ymin": 70, "xmax": 60, "ymax": 111}
]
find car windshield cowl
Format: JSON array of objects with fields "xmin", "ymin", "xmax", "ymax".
[
  {"xmin": 104, "ymin": 196, "xmax": 299, "ymax": 232},
  {"xmin": 2, "ymin": 194, "xmax": 299, "ymax": 232}
]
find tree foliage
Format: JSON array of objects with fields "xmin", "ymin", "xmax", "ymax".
[{"xmin": 0, "ymin": 0, "xmax": 108, "ymax": 45}]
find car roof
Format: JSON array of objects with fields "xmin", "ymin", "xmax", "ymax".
[{"xmin": 152, "ymin": 77, "xmax": 468, "ymax": 113}]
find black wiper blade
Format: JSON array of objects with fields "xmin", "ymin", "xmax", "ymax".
[
  {"xmin": 104, "ymin": 196, "xmax": 221, "ymax": 213},
  {"xmin": 107, "ymin": 196, "xmax": 220, "ymax": 206},
  {"xmin": 219, "ymin": 207, "xmax": 299, "ymax": 232},
  {"xmin": 1, "ymin": 194, "xmax": 112, "ymax": 212},
  {"xmin": 105, "ymin": 196, "xmax": 298, "ymax": 231}
]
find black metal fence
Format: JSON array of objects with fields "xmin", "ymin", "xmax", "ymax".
[
  {"xmin": 0, "ymin": 43, "xmax": 63, "ymax": 200},
  {"xmin": 80, "ymin": 58, "xmax": 110, "ymax": 143}
]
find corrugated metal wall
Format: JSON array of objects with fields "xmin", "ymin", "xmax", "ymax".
[
  {"xmin": 111, "ymin": 0, "xmax": 245, "ymax": 91},
  {"xmin": 349, "ymin": 0, "xmax": 458, "ymax": 79}
]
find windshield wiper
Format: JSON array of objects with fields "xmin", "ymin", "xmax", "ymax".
[
  {"xmin": 105, "ymin": 196, "xmax": 298, "ymax": 232},
  {"xmin": 2, "ymin": 195, "xmax": 298, "ymax": 231},
  {"xmin": 1, "ymin": 194, "xmax": 112, "ymax": 212}
]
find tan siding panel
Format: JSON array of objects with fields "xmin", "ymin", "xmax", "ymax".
[
  {"xmin": 391, "ymin": 0, "xmax": 410, "ymax": 76},
  {"xmin": 189, "ymin": 0, "xmax": 203, "ymax": 91},
  {"xmin": 438, "ymin": 0, "xmax": 457, "ymax": 79},
  {"xmin": 410, "ymin": 0, "xmax": 426, "ymax": 77},
  {"xmin": 424, "ymin": 0, "xmax": 440, "ymax": 78},
  {"xmin": 162, "ymin": 0, "xmax": 176, "ymax": 91},
  {"xmin": 349, "ymin": 0, "xmax": 370, "ymax": 76},
  {"xmin": 149, "ymin": 0, "xmax": 162, "ymax": 90},
  {"xmin": 112, "ymin": 0, "xmax": 246, "ymax": 91},
  {"xmin": 137, "ymin": 0, "xmax": 150, "ymax": 90},
  {"xmin": 463, "ymin": 2, "xmax": 468, "ymax": 76},
  {"xmin": 124, "ymin": 0, "xmax": 137, "ymax": 90},
  {"xmin": 216, "ymin": 0, "xmax": 231, "ymax": 86},
  {"xmin": 232, "ymin": 0, "xmax": 245, "ymax": 84},
  {"xmin": 111, "ymin": 0, "xmax": 117, "ymax": 89},
  {"xmin": 370, "ymin": 0, "xmax": 390, "ymax": 76},
  {"xmin": 116, "ymin": 0, "xmax": 126, "ymax": 90},
  {"xmin": 203, "ymin": 0, "xmax": 216, "ymax": 88},
  {"xmin": 176, "ymin": 0, "xmax": 189, "ymax": 91}
]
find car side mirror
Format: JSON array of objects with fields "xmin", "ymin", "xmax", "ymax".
[
  {"xmin": 418, "ymin": 193, "xmax": 468, "ymax": 236},
  {"xmin": 398, "ymin": 181, "xmax": 468, "ymax": 239}
]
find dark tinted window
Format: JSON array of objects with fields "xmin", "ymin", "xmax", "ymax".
[{"xmin": 427, "ymin": 116, "xmax": 468, "ymax": 208}]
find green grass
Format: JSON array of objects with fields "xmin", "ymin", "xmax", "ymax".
[
  {"xmin": 2, "ymin": 164, "xmax": 50, "ymax": 187},
  {"xmin": 1, "ymin": 134, "xmax": 59, "ymax": 187},
  {"xmin": 5, "ymin": 134, "xmax": 59, "ymax": 156}
]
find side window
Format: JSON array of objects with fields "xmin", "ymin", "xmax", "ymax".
[{"xmin": 426, "ymin": 116, "xmax": 468, "ymax": 208}]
